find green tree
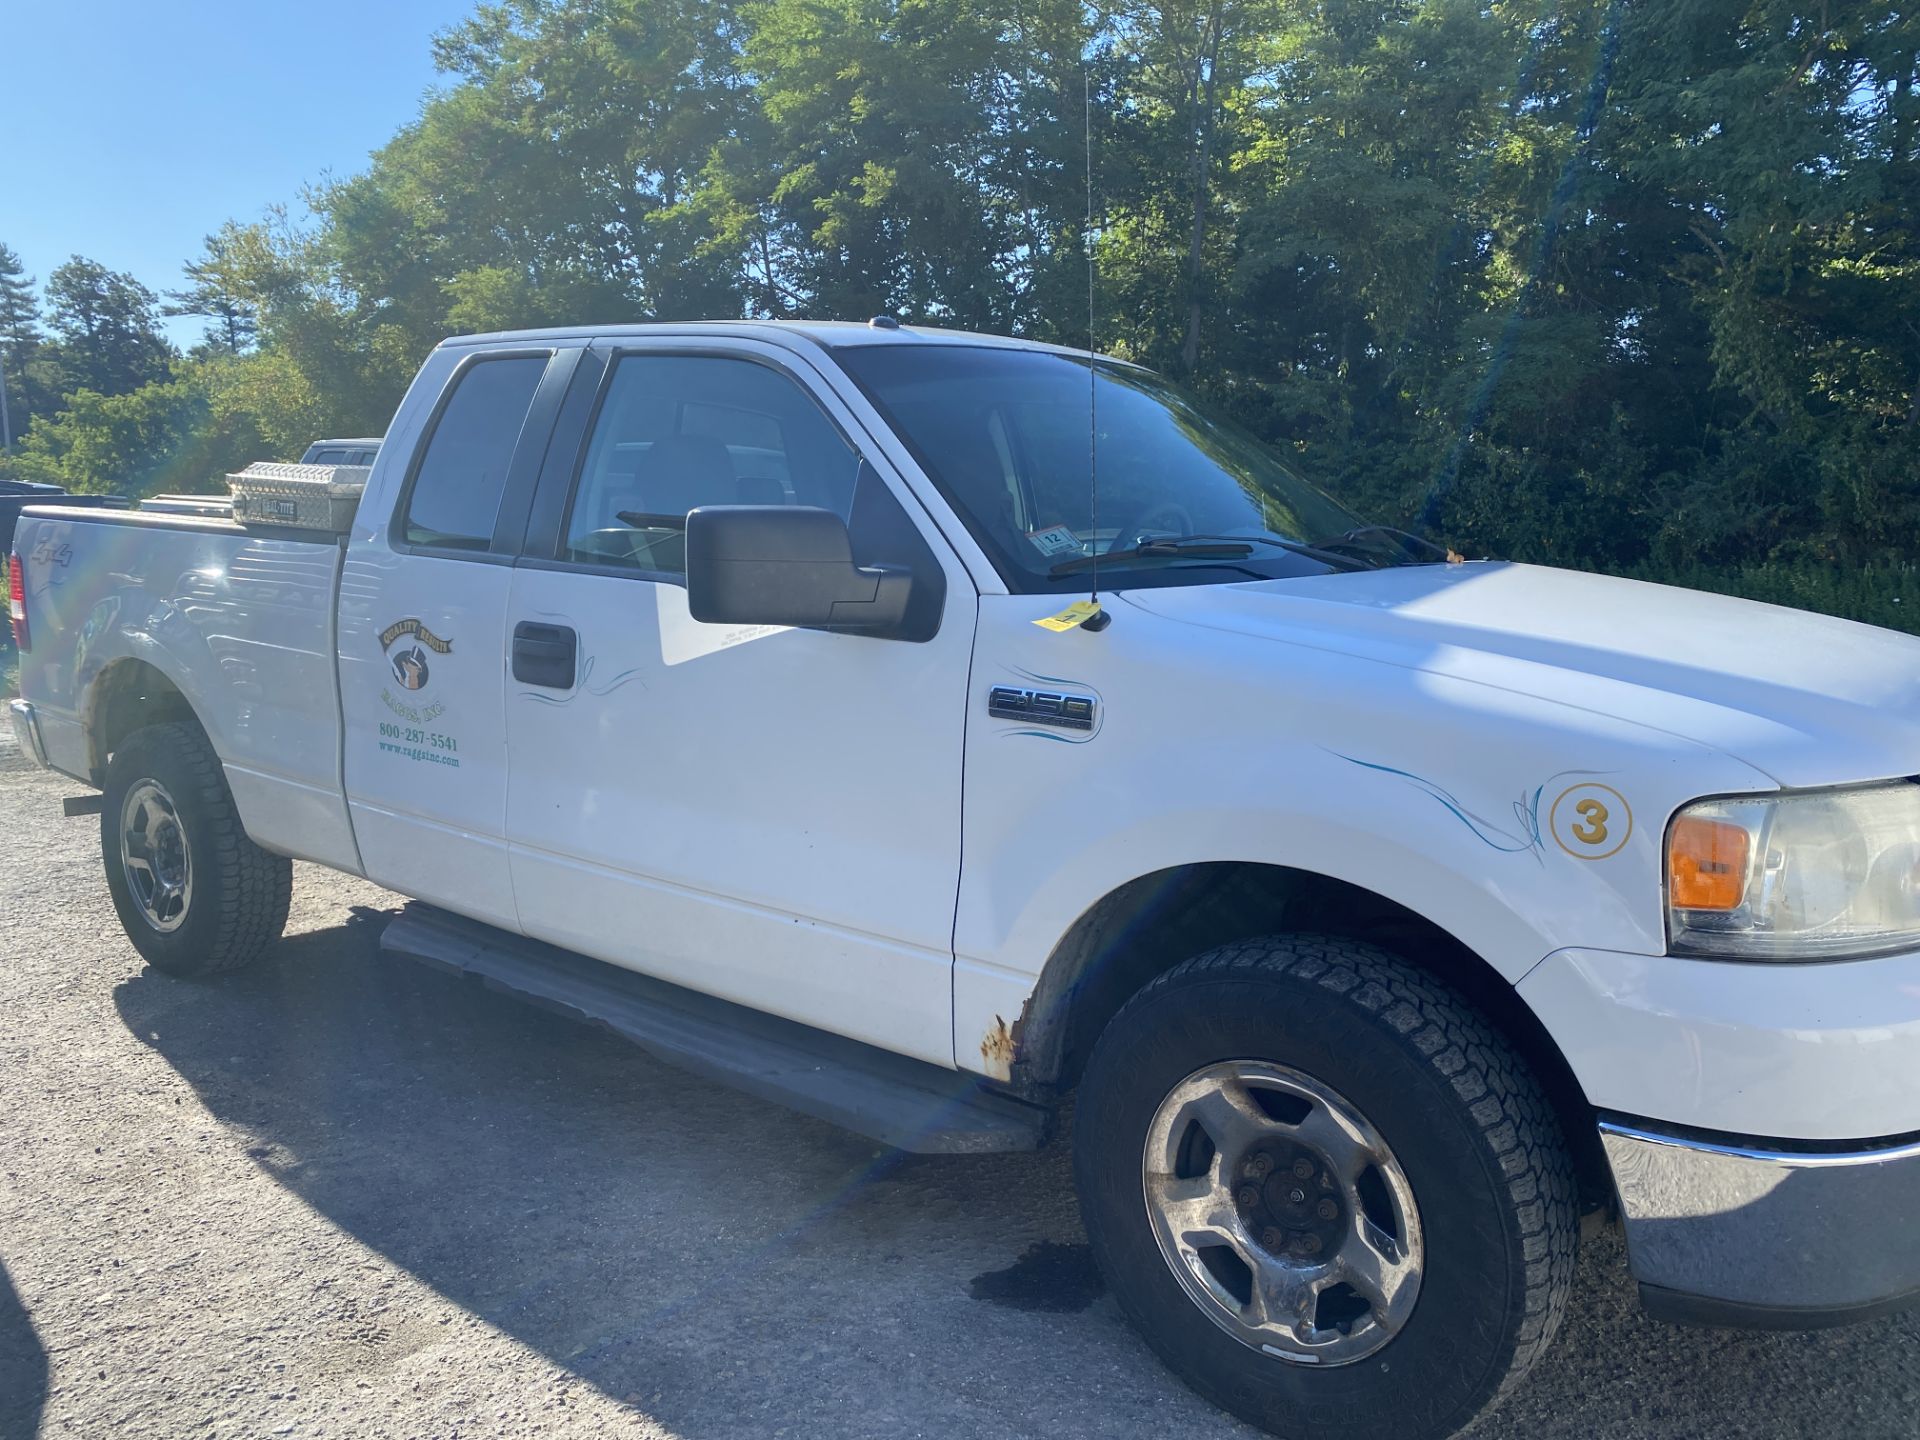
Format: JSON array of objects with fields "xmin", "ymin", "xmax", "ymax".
[
  {"xmin": 2, "ymin": 369, "xmax": 252, "ymax": 497},
  {"xmin": 0, "ymin": 243, "xmax": 59, "ymax": 452},
  {"xmin": 165, "ymin": 227, "xmax": 261, "ymax": 355},
  {"xmin": 43, "ymin": 257, "xmax": 173, "ymax": 397},
  {"xmin": 318, "ymin": 0, "xmax": 758, "ymax": 351},
  {"xmin": 1602, "ymin": 0, "xmax": 1920, "ymax": 566},
  {"xmin": 0, "ymin": 243, "xmax": 38, "ymax": 359},
  {"xmin": 727, "ymin": 0, "xmax": 1095, "ymax": 328}
]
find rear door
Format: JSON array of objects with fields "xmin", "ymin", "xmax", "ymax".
[
  {"xmin": 338, "ymin": 344, "xmax": 579, "ymax": 929},
  {"xmin": 500, "ymin": 338, "xmax": 976, "ymax": 1063}
]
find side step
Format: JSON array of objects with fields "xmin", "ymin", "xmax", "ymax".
[{"xmin": 379, "ymin": 904, "xmax": 1049, "ymax": 1155}]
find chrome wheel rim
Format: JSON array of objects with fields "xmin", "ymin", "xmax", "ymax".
[
  {"xmin": 120, "ymin": 779, "xmax": 192, "ymax": 933},
  {"xmin": 1142, "ymin": 1060, "xmax": 1423, "ymax": 1366}
]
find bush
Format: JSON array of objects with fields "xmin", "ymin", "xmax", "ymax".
[{"xmin": 1627, "ymin": 561, "xmax": 1919, "ymax": 636}]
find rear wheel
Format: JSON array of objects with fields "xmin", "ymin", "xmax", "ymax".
[
  {"xmin": 101, "ymin": 721, "xmax": 291, "ymax": 976},
  {"xmin": 1073, "ymin": 935, "xmax": 1576, "ymax": 1440}
]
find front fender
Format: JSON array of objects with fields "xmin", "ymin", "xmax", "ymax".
[{"xmin": 952, "ymin": 592, "xmax": 1777, "ymax": 1078}]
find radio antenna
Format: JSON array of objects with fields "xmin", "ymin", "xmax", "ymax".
[{"xmin": 1080, "ymin": 64, "xmax": 1112, "ymax": 632}]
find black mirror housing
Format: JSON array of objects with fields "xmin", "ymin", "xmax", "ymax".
[{"xmin": 685, "ymin": 506, "xmax": 921, "ymax": 638}]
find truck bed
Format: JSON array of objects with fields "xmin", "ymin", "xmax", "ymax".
[{"xmin": 12, "ymin": 504, "xmax": 362, "ymax": 874}]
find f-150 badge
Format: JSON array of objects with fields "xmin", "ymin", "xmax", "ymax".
[{"xmin": 989, "ymin": 685, "xmax": 1096, "ymax": 731}]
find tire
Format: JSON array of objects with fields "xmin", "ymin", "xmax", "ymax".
[
  {"xmin": 100, "ymin": 721, "xmax": 292, "ymax": 976},
  {"xmin": 1073, "ymin": 935, "xmax": 1576, "ymax": 1440}
]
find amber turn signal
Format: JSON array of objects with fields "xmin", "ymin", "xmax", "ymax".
[{"xmin": 1669, "ymin": 816, "xmax": 1751, "ymax": 912}]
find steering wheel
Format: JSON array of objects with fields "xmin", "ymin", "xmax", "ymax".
[{"xmin": 1110, "ymin": 501, "xmax": 1196, "ymax": 550}]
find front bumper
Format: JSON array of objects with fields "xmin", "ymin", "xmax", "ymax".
[
  {"xmin": 1602, "ymin": 1118, "xmax": 1920, "ymax": 1328},
  {"xmin": 1519, "ymin": 946, "xmax": 1920, "ymax": 1140},
  {"xmin": 8, "ymin": 698, "xmax": 48, "ymax": 768}
]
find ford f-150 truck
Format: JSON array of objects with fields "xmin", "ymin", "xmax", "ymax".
[{"xmin": 10, "ymin": 321, "xmax": 1920, "ymax": 1440}]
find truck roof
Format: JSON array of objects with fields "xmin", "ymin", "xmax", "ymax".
[{"xmin": 438, "ymin": 318, "xmax": 1115, "ymax": 361}]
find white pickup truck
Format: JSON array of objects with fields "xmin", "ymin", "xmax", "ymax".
[{"xmin": 10, "ymin": 321, "xmax": 1920, "ymax": 1439}]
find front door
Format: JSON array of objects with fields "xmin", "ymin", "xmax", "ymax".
[{"xmin": 502, "ymin": 341, "xmax": 974, "ymax": 1064}]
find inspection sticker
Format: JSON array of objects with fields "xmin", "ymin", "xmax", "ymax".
[{"xmin": 1027, "ymin": 525, "xmax": 1083, "ymax": 557}]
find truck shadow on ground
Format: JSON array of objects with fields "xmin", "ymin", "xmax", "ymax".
[
  {"xmin": 113, "ymin": 909, "xmax": 1920, "ymax": 1440},
  {"xmin": 0, "ymin": 1259, "xmax": 49, "ymax": 1440}
]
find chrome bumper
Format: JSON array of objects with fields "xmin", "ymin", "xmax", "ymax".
[
  {"xmin": 7, "ymin": 698, "xmax": 48, "ymax": 768},
  {"xmin": 1601, "ymin": 1117, "xmax": 1920, "ymax": 1328}
]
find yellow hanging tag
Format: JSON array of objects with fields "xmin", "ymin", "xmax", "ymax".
[{"xmin": 1033, "ymin": 599, "xmax": 1104, "ymax": 632}]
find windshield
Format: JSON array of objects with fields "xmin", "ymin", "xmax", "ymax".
[{"xmin": 834, "ymin": 344, "xmax": 1370, "ymax": 593}]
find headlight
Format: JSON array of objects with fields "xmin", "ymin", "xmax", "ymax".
[{"xmin": 1667, "ymin": 782, "xmax": 1920, "ymax": 960}]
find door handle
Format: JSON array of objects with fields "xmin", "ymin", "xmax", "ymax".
[{"xmin": 512, "ymin": 621, "xmax": 577, "ymax": 689}]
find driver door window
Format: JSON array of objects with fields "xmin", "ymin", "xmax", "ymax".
[{"xmin": 564, "ymin": 356, "xmax": 862, "ymax": 576}]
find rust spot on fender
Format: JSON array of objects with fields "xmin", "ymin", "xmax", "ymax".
[{"xmin": 980, "ymin": 1015, "xmax": 1015, "ymax": 1082}]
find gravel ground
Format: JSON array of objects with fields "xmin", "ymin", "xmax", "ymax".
[{"xmin": 2, "ymin": 729, "xmax": 1917, "ymax": 1440}]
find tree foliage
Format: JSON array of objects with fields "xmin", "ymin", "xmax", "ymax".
[
  {"xmin": 0, "ymin": 244, "xmax": 37, "ymax": 360},
  {"xmin": 42, "ymin": 258, "xmax": 174, "ymax": 398},
  {"xmin": 165, "ymin": 227, "xmax": 262, "ymax": 356},
  {"xmin": 3, "ymin": 0, "xmax": 1915, "ymax": 629}
]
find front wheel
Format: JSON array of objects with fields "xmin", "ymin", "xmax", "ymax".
[
  {"xmin": 1073, "ymin": 936, "xmax": 1576, "ymax": 1440},
  {"xmin": 100, "ymin": 721, "xmax": 291, "ymax": 976}
]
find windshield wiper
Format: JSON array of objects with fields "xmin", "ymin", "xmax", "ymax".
[
  {"xmin": 1310, "ymin": 525, "xmax": 1462, "ymax": 565},
  {"xmin": 1065, "ymin": 532, "xmax": 1379, "ymax": 575},
  {"xmin": 1048, "ymin": 537, "xmax": 1257, "ymax": 577}
]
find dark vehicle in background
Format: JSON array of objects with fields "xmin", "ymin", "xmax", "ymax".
[
  {"xmin": 299, "ymin": 438, "xmax": 381, "ymax": 466},
  {"xmin": 3, "ymin": 479, "xmax": 129, "ymax": 565}
]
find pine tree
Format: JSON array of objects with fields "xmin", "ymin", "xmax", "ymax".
[
  {"xmin": 165, "ymin": 229, "xmax": 259, "ymax": 354},
  {"xmin": 0, "ymin": 243, "xmax": 39, "ymax": 361}
]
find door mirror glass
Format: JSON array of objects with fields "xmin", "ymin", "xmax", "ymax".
[{"xmin": 686, "ymin": 506, "xmax": 920, "ymax": 639}]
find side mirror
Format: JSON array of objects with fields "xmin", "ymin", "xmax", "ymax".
[{"xmin": 685, "ymin": 506, "xmax": 916, "ymax": 638}]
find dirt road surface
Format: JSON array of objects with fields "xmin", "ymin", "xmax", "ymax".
[{"xmin": 3, "ymin": 730, "xmax": 1917, "ymax": 1439}]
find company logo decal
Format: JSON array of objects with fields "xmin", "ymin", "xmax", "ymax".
[
  {"xmin": 376, "ymin": 618, "xmax": 460, "ymax": 768},
  {"xmin": 379, "ymin": 617, "xmax": 453, "ymax": 690}
]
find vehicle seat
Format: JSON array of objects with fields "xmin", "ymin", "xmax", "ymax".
[
  {"xmin": 736, "ymin": 475, "xmax": 787, "ymax": 507},
  {"xmin": 637, "ymin": 434, "xmax": 738, "ymax": 518}
]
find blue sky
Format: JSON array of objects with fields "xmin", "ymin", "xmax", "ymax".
[{"xmin": 3, "ymin": 0, "xmax": 476, "ymax": 348}]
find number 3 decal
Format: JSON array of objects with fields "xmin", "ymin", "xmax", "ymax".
[
  {"xmin": 1550, "ymin": 784, "xmax": 1632, "ymax": 859},
  {"xmin": 1571, "ymin": 798, "xmax": 1610, "ymax": 846}
]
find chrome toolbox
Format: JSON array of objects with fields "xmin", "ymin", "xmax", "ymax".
[{"xmin": 227, "ymin": 462, "xmax": 369, "ymax": 534}]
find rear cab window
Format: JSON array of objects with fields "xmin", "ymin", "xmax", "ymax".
[{"xmin": 401, "ymin": 355, "xmax": 551, "ymax": 552}]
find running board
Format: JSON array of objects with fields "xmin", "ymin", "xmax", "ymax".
[{"xmin": 379, "ymin": 904, "xmax": 1049, "ymax": 1154}]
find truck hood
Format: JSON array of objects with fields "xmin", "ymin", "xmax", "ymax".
[{"xmin": 1120, "ymin": 561, "xmax": 1920, "ymax": 789}]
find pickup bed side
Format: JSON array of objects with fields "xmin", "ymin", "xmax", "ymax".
[{"xmin": 10, "ymin": 508, "xmax": 360, "ymax": 874}]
